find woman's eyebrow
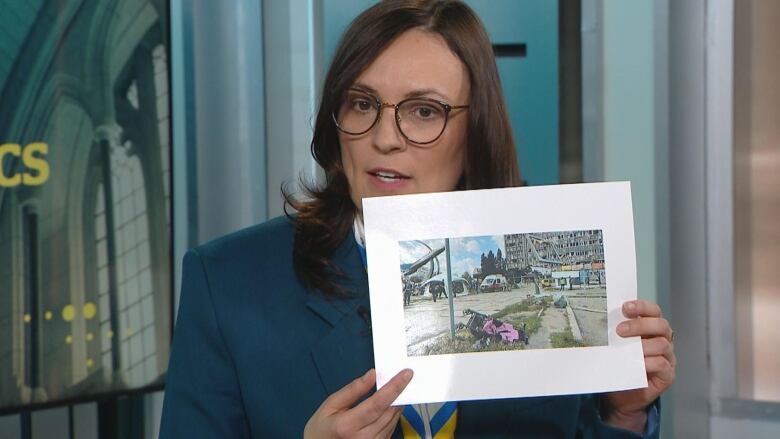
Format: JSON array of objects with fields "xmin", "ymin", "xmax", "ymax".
[
  {"xmin": 404, "ymin": 88, "xmax": 451, "ymax": 101},
  {"xmin": 350, "ymin": 82, "xmax": 452, "ymax": 101},
  {"xmin": 351, "ymin": 83, "xmax": 380, "ymax": 95}
]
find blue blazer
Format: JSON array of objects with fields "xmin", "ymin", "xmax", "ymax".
[{"xmin": 159, "ymin": 216, "xmax": 655, "ymax": 438}]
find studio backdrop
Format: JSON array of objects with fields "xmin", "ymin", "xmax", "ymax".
[{"xmin": 0, "ymin": 0, "xmax": 172, "ymax": 414}]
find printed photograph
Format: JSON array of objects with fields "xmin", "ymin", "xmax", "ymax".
[{"xmin": 400, "ymin": 230, "xmax": 607, "ymax": 356}]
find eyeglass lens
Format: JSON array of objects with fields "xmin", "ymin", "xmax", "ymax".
[{"xmin": 335, "ymin": 90, "xmax": 448, "ymax": 144}]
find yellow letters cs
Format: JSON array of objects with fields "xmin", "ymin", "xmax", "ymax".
[{"xmin": 0, "ymin": 143, "xmax": 50, "ymax": 187}]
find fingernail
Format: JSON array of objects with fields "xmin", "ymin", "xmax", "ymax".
[
  {"xmin": 625, "ymin": 302, "xmax": 636, "ymax": 312},
  {"xmin": 618, "ymin": 322, "xmax": 630, "ymax": 334},
  {"xmin": 363, "ymin": 369, "xmax": 374, "ymax": 382},
  {"xmin": 402, "ymin": 369, "xmax": 413, "ymax": 382}
]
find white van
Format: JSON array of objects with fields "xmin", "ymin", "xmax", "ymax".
[{"xmin": 479, "ymin": 274, "xmax": 509, "ymax": 293}]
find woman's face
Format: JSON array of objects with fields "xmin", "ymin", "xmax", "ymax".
[{"xmin": 339, "ymin": 28, "xmax": 470, "ymax": 213}]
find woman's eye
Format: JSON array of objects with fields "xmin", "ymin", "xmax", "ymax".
[
  {"xmin": 412, "ymin": 105, "xmax": 440, "ymax": 119},
  {"xmin": 352, "ymin": 100, "xmax": 373, "ymax": 112}
]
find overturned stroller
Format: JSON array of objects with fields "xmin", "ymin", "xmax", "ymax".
[{"xmin": 456, "ymin": 308, "xmax": 530, "ymax": 350}]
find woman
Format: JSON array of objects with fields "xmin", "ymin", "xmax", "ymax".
[{"xmin": 159, "ymin": 1, "xmax": 676, "ymax": 437}]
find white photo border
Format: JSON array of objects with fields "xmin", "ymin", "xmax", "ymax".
[{"xmin": 363, "ymin": 182, "xmax": 647, "ymax": 405}]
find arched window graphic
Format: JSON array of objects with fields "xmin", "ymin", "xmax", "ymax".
[
  {"xmin": 94, "ymin": 143, "xmax": 157, "ymax": 388},
  {"xmin": 21, "ymin": 207, "xmax": 41, "ymax": 395},
  {"xmin": 95, "ymin": 184, "xmax": 111, "ymax": 375},
  {"xmin": 93, "ymin": 25, "xmax": 173, "ymax": 392},
  {"xmin": 153, "ymin": 44, "xmax": 171, "ymax": 226}
]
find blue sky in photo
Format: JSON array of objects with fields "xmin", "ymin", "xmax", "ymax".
[{"xmin": 399, "ymin": 235, "xmax": 505, "ymax": 277}]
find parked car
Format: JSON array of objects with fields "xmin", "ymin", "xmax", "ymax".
[{"xmin": 479, "ymin": 274, "xmax": 509, "ymax": 293}]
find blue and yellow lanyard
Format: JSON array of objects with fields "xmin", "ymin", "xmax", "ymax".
[{"xmin": 356, "ymin": 243, "xmax": 457, "ymax": 438}]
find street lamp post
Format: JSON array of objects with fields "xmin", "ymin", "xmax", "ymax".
[{"xmin": 445, "ymin": 238, "xmax": 456, "ymax": 338}]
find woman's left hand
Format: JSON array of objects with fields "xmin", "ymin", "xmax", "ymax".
[{"xmin": 602, "ymin": 299, "xmax": 676, "ymax": 433}]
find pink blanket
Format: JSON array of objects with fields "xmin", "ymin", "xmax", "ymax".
[{"xmin": 482, "ymin": 319, "xmax": 520, "ymax": 342}]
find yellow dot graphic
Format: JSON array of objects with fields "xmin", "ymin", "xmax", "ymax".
[
  {"xmin": 44, "ymin": 311, "xmax": 53, "ymax": 320},
  {"xmin": 107, "ymin": 330, "xmax": 114, "ymax": 339},
  {"xmin": 83, "ymin": 302, "xmax": 97, "ymax": 320},
  {"xmin": 65, "ymin": 335, "xmax": 73, "ymax": 344},
  {"xmin": 126, "ymin": 328, "xmax": 134, "ymax": 337},
  {"xmin": 86, "ymin": 333, "xmax": 94, "ymax": 342},
  {"xmin": 23, "ymin": 314, "xmax": 31, "ymax": 323},
  {"xmin": 86, "ymin": 358, "xmax": 94, "ymax": 368},
  {"xmin": 62, "ymin": 305, "xmax": 76, "ymax": 322}
]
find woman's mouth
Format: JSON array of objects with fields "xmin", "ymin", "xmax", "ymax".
[
  {"xmin": 372, "ymin": 170, "xmax": 407, "ymax": 182},
  {"xmin": 367, "ymin": 168, "xmax": 411, "ymax": 189}
]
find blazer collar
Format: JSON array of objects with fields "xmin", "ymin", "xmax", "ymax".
[
  {"xmin": 304, "ymin": 234, "xmax": 369, "ymax": 326},
  {"xmin": 305, "ymin": 234, "xmax": 375, "ymax": 395}
]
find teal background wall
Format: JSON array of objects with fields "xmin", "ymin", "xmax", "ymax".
[
  {"xmin": 601, "ymin": 0, "xmax": 665, "ymax": 308},
  {"xmin": 3, "ymin": 1, "xmax": 735, "ymax": 438},
  {"xmin": 321, "ymin": 0, "xmax": 560, "ymax": 185},
  {"xmin": 468, "ymin": 0, "xmax": 559, "ymax": 185}
]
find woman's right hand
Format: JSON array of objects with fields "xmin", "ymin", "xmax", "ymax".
[{"xmin": 304, "ymin": 368, "xmax": 413, "ymax": 439}]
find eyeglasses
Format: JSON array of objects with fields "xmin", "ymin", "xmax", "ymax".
[{"xmin": 333, "ymin": 89, "xmax": 469, "ymax": 145}]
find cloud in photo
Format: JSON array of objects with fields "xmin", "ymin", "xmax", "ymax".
[
  {"xmin": 451, "ymin": 257, "xmax": 479, "ymax": 277},
  {"xmin": 400, "ymin": 235, "xmax": 506, "ymax": 278},
  {"xmin": 492, "ymin": 235, "xmax": 506, "ymax": 255},
  {"xmin": 399, "ymin": 239, "xmax": 445, "ymax": 264}
]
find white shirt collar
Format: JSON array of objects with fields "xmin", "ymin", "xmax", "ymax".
[{"xmin": 353, "ymin": 215, "xmax": 366, "ymax": 248}]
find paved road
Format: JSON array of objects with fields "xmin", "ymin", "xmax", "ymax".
[
  {"xmin": 569, "ymin": 296, "xmax": 608, "ymax": 346},
  {"xmin": 526, "ymin": 307, "xmax": 568, "ymax": 349},
  {"xmin": 404, "ymin": 285, "xmax": 538, "ymax": 349},
  {"xmin": 405, "ymin": 284, "xmax": 609, "ymax": 352}
]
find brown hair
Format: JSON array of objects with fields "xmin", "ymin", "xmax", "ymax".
[{"xmin": 284, "ymin": 0, "xmax": 521, "ymax": 297}]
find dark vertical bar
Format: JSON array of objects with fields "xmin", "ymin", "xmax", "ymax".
[
  {"xmin": 99, "ymin": 141, "xmax": 122, "ymax": 375},
  {"xmin": 181, "ymin": 0, "xmax": 199, "ymax": 248},
  {"xmin": 20, "ymin": 411, "xmax": 31, "ymax": 439},
  {"xmin": 117, "ymin": 395, "xmax": 145, "ymax": 439},
  {"xmin": 22, "ymin": 209, "xmax": 40, "ymax": 400},
  {"xmin": 98, "ymin": 141, "xmax": 127, "ymax": 439},
  {"xmin": 68, "ymin": 405, "xmax": 74, "ymax": 439},
  {"xmin": 97, "ymin": 399, "xmax": 117, "ymax": 439},
  {"xmin": 28, "ymin": 213, "xmax": 39, "ymax": 389},
  {"xmin": 558, "ymin": 0, "xmax": 583, "ymax": 183},
  {"xmin": 99, "ymin": 395, "xmax": 145, "ymax": 439}
]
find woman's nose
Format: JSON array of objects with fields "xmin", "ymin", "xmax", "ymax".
[{"xmin": 371, "ymin": 105, "xmax": 406, "ymax": 153}]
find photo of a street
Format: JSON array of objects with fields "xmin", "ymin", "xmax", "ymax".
[{"xmin": 400, "ymin": 230, "xmax": 608, "ymax": 356}]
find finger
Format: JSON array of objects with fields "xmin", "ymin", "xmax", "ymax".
[
  {"xmin": 622, "ymin": 300, "xmax": 662, "ymax": 318},
  {"xmin": 351, "ymin": 369, "xmax": 413, "ymax": 426},
  {"xmin": 643, "ymin": 334, "xmax": 679, "ymax": 367},
  {"xmin": 323, "ymin": 369, "xmax": 377, "ymax": 411},
  {"xmin": 641, "ymin": 336, "xmax": 673, "ymax": 358},
  {"xmin": 645, "ymin": 355, "xmax": 672, "ymax": 375},
  {"xmin": 359, "ymin": 406, "xmax": 402, "ymax": 438},
  {"xmin": 645, "ymin": 355, "xmax": 675, "ymax": 382},
  {"xmin": 376, "ymin": 408, "xmax": 403, "ymax": 438},
  {"xmin": 617, "ymin": 317, "xmax": 672, "ymax": 339}
]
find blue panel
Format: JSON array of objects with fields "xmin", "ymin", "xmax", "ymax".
[
  {"xmin": 466, "ymin": 0, "xmax": 559, "ymax": 185},
  {"xmin": 0, "ymin": 414, "xmax": 21, "ymax": 439},
  {"xmin": 31, "ymin": 407, "xmax": 68, "ymax": 438},
  {"xmin": 321, "ymin": 0, "xmax": 378, "ymax": 71},
  {"xmin": 321, "ymin": 0, "xmax": 559, "ymax": 185},
  {"xmin": 73, "ymin": 403, "xmax": 98, "ymax": 439}
]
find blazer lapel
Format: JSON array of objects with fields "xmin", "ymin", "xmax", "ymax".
[{"xmin": 306, "ymin": 235, "xmax": 375, "ymax": 395}]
